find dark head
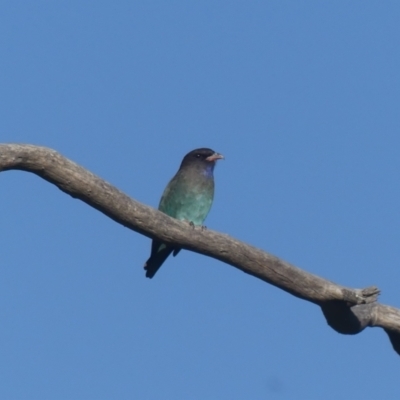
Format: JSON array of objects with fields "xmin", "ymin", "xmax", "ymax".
[{"xmin": 179, "ymin": 148, "xmax": 224, "ymax": 171}]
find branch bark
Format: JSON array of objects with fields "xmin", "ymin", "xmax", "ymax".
[{"xmin": 1, "ymin": 143, "xmax": 399, "ymax": 356}]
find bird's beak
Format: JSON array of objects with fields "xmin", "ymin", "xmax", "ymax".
[{"xmin": 206, "ymin": 152, "xmax": 224, "ymax": 162}]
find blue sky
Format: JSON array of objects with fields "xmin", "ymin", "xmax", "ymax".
[{"xmin": 1, "ymin": 1, "xmax": 400, "ymax": 399}]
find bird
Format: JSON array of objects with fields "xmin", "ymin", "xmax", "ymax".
[{"xmin": 144, "ymin": 148, "xmax": 224, "ymax": 278}]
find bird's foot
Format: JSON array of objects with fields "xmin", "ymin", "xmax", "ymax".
[
  {"xmin": 184, "ymin": 220, "xmax": 207, "ymax": 230},
  {"xmin": 185, "ymin": 220, "xmax": 195, "ymax": 229}
]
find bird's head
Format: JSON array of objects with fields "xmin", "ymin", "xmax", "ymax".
[{"xmin": 180, "ymin": 148, "xmax": 224, "ymax": 170}]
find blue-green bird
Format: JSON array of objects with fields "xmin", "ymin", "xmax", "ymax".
[{"xmin": 144, "ymin": 148, "xmax": 224, "ymax": 278}]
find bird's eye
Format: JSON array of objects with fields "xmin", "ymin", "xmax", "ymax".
[{"xmin": 195, "ymin": 153, "xmax": 201, "ymax": 158}]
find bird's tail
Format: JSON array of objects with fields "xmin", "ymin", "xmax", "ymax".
[{"xmin": 144, "ymin": 246, "xmax": 174, "ymax": 278}]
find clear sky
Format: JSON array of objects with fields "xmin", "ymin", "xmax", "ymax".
[{"xmin": 1, "ymin": 1, "xmax": 400, "ymax": 399}]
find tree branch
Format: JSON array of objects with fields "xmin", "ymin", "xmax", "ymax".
[{"xmin": 1, "ymin": 143, "xmax": 399, "ymax": 356}]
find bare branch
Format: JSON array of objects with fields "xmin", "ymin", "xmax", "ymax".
[{"xmin": 1, "ymin": 143, "xmax": 399, "ymax": 356}]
